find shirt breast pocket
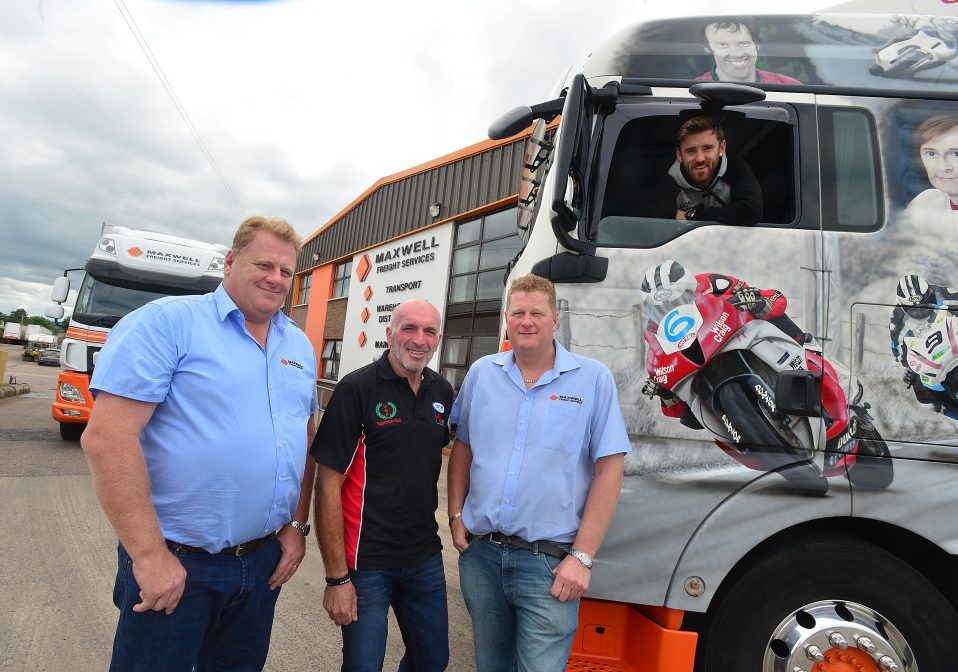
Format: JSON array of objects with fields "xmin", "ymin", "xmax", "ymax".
[
  {"xmin": 281, "ymin": 367, "xmax": 313, "ymax": 419},
  {"xmin": 538, "ymin": 404, "xmax": 582, "ymax": 453}
]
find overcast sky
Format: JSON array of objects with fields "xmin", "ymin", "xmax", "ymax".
[{"xmin": 1, "ymin": 0, "xmax": 835, "ymax": 317}]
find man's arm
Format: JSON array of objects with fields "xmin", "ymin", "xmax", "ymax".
[
  {"xmin": 447, "ymin": 438, "xmax": 473, "ymax": 552},
  {"xmin": 315, "ymin": 462, "xmax": 357, "ymax": 626},
  {"xmin": 550, "ymin": 453, "xmax": 625, "ymax": 602},
  {"xmin": 268, "ymin": 415, "xmax": 317, "ymax": 590},
  {"xmin": 81, "ymin": 391, "xmax": 187, "ymax": 615},
  {"xmin": 649, "ymin": 172, "xmax": 682, "ymax": 219},
  {"xmin": 698, "ymin": 159, "xmax": 763, "ymax": 225}
]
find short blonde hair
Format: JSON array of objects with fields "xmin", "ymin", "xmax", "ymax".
[
  {"xmin": 506, "ymin": 274, "xmax": 557, "ymax": 313},
  {"xmin": 232, "ymin": 216, "xmax": 302, "ymax": 253}
]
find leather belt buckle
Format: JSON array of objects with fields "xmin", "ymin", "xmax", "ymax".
[{"xmin": 233, "ymin": 542, "xmax": 249, "ymax": 556}]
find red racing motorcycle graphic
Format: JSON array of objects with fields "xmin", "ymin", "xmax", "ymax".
[{"xmin": 639, "ymin": 263, "xmax": 893, "ymax": 494}]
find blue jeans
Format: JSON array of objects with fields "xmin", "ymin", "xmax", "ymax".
[
  {"xmin": 458, "ymin": 538, "xmax": 579, "ymax": 672},
  {"xmin": 341, "ymin": 553, "xmax": 449, "ymax": 672},
  {"xmin": 110, "ymin": 539, "xmax": 282, "ymax": 671}
]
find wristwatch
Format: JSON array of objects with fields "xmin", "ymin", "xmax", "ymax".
[
  {"xmin": 569, "ymin": 549, "xmax": 593, "ymax": 569},
  {"xmin": 288, "ymin": 520, "xmax": 311, "ymax": 537}
]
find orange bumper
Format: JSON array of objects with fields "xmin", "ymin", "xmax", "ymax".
[
  {"xmin": 52, "ymin": 370, "xmax": 93, "ymax": 425},
  {"xmin": 567, "ymin": 599, "xmax": 697, "ymax": 672}
]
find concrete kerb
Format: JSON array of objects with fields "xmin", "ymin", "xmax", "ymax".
[{"xmin": 0, "ymin": 382, "xmax": 31, "ymax": 398}]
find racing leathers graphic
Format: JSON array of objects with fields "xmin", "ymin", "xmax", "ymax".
[{"xmin": 890, "ymin": 283, "xmax": 958, "ymax": 412}]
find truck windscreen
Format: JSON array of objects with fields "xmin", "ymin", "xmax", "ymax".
[{"xmin": 73, "ymin": 273, "xmax": 203, "ymax": 325}]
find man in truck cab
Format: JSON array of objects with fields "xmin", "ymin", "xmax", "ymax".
[
  {"xmin": 650, "ymin": 115, "xmax": 763, "ymax": 225},
  {"xmin": 82, "ymin": 216, "xmax": 318, "ymax": 671}
]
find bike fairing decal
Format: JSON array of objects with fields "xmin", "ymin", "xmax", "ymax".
[
  {"xmin": 710, "ymin": 311, "xmax": 732, "ymax": 343},
  {"xmin": 656, "ymin": 303, "xmax": 704, "ymax": 354}
]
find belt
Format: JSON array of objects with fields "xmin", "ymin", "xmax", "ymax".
[
  {"xmin": 166, "ymin": 533, "xmax": 275, "ymax": 557},
  {"xmin": 473, "ymin": 532, "xmax": 569, "ymax": 560}
]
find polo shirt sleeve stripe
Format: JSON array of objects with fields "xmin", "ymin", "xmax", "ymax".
[{"xmin": 341, "ymin": 433, "xmax": 367, "ymax": 570}]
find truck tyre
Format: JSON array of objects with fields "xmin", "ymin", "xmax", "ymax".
[
  {"xmin": 59, "ymin": 422, "xmax": 84, "ymax": 441},
  {"xmin": 696, "ymin": 536, "xmax": 958, "ymax": 672}
]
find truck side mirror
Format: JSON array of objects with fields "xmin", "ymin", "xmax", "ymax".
[
  {"xmin": 775, "ymin": 369, "xmax": 822, "ymax": 417},
  {"xmin": 52, "ymin": 277, "xmax": 70, "ymax": 303},
  {"xmin": 45, "ymin": 305, "xmax": 65, "ymax": 320}
]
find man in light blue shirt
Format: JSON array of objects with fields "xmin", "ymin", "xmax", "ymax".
[
  {"xmin": 448, "ymin": 274, "xmax": 630, "ymax": 672},
  {"xmin": 83, "ymin": 216, "xmax": 318, "ymax": 671}
]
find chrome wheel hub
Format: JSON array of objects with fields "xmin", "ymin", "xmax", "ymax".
[{"xmin": 763, "ymin": 600, "xmax": 914, "ymax": 671}]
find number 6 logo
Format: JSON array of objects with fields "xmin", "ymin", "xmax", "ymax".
[{"xmin": 663, "ymin": 309, "xmax": 695, "ymax": 343}]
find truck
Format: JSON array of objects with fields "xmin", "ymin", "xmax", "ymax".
[
  {"xmin": 489, "ymin": 6, "xmax": 958, "ymax": 671},
  {"xmin": 3, "ymin": 322, "xmax": 23, "ymax": 343},
  {"xmin": 48, "ymin": 223, "xmax": 229, "ymax": 440},
  {"xmin": 3, "ymin": 323, "xmax": 53, "ymax": 345}
]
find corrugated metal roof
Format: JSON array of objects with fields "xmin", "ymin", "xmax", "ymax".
[{"xmin": 295, "ymin": 135, "xmax": 527, "ymax": 273}]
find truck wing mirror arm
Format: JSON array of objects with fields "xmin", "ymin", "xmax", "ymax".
[{"xmin": 488, "ymin": 97, "xmax": 566, "ymax": 140}]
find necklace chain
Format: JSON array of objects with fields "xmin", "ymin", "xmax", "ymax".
[{"xmin": 523, "ymin": 377, "xmax": 539, "ymax": 384}]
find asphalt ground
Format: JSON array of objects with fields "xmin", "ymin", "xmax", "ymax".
[{"xmin": 0, "ymin": 343, "xmax": 476, "ymax": 671}]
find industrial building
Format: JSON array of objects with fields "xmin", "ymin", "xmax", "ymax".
[{"xmin": 287, "ymin": 129, "xmax": 534, "ymax": 405}]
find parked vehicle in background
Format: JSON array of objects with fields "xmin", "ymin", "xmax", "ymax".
[
  {"xmin": 488, "ymin": 7, "xmax": 958, "ymax": 672},
  {"xmin": 4, "ymin": 323, "xmax": 52, "ymax": 345},
  {"xmin": 47, "ymin": 223, "xmax": 228, "ymax": 440},
  {"xmin": 37, "ymin": 348, "xmax": 61, "ymax": 367}
]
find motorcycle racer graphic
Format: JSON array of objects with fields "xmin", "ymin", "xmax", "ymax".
[
  {"xmin": 640, "ymin": 260, "xmax": 893, "ymax": 493},
  {"xmin": 890, "ymin": 274, "xmax": 958, "ymax": 418}
]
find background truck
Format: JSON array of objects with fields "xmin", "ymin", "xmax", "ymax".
[{"xmin": 47, "ymin": 223, "xmax": 228, "ymax": 440}]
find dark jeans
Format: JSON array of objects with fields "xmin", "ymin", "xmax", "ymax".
[
  {"xmin": 110, "ymin": 539, "xmax": 282, "ymax": 672},
  {"xmin": 341, "ymin": 552, "xmax": 449, "ymax": 672}
]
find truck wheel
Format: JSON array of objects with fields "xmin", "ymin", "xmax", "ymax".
[
  {"xmin": 697, "ymin": 536, "xmax": 958, "ymax": 671},
  {"xmin": 59, "ymin": 422, "xmax": 84, "ymax": 441}
]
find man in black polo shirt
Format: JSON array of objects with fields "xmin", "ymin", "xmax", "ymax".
[{"xmin": 313, "ymin": 299, "xmax": 453, "ymax": 672}]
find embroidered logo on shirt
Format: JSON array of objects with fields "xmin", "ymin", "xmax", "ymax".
[
  {"xmin": 375, "ymin": 401, "xmax": 400, "ymax": 426},
  {"xmin": 432, "ymin": 402, "xmax": 445, "ymax": 413},
  {"xmin": 549, "ymin": 394, "xmax": 583, "ymax": 405},
  {"xmin": 435, "ymin": 412, "xmax": 445, "ymax": 427},
  {"xmin": 281, "ymin": 359, "xmax": 304, "ymax": 370}
]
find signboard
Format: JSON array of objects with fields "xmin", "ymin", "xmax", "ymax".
[{"xmin": 340, "ymin": 222, "xmax": 454, "ymax": 378}]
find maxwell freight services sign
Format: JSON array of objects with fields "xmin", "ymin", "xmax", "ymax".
[{"xmin": 340, "ymin": 222, "xmax": 454, "ymax": 378}]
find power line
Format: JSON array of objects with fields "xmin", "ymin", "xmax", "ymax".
[{"xmin": 112, "ymin": 0, "xmax": 247, "ymax": 217}]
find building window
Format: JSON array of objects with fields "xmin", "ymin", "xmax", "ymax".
[
  {"xmin": 297, "ymin": 273, "xmax": 312, "ymax": 305},
  {"xmin": 321, "ymin": 340, "xmax": 342, "ymax": 381},
  {"xmin": 441, "ymin": 207, "xmax": 518, "ymax": 391},
  {"xmin": 332, "ymin": 260, "xmax": 352, "ymax": 298}
]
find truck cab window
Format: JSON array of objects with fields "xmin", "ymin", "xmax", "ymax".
[{"xmin": 592, "ymin": 106, "xmax": 798, "ymax": 247}]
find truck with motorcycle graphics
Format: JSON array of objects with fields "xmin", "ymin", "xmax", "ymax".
[{"xmin": 489, "ymin": 5, "xmax": 958, "ymax": 671}]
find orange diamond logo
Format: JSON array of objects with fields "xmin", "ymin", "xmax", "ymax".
[
  {"xmin": 358, "ymin": 331, "xmax": 367, "ymax": 347},
  {"xmin": 356, "ymin": 254, "xmax": 372, "ymax": 282},
  {"xmin": 127, "ymin": 247, "xmax": 143, "ymax": 257},
  {"xmin": 361, "ymin": 308, "xmax": 370, "ymax": 323},
  {"xmin": 363, "ymin": 285, "xmax": 373, "ymax": 301}
]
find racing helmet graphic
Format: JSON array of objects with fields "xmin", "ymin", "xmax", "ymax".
[
  {"xmin": 641, "ymin": 260, "xmax": 696, "ymax": 305},
  {"xmin": 896, "ymin": 274, "xmax": 935, "ymax": 320}
]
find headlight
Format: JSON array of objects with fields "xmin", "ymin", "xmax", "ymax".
[
  {"xmin": 98, "ymin": 236, "xmax": 117, "ymax": 256},
  {"xmin": 208, "ymin": 255, "xmax": 225, "ymax": 271},
  {"xmin": 59, "ymin": 382, "xmax": 86, "ymax": 404}
]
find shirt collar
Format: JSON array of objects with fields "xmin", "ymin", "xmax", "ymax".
[
  {"xmin": 493, "ymin": 339, "xmax": 580, "ymax": 378},
  {"xmin": 377, "ymin": 349, "xmax": 433, "ymax": 388},
  {"xmin": 213, "ymin": 283, "xmax": 289, "ymax": 332}
]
